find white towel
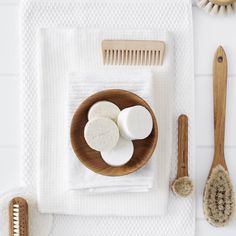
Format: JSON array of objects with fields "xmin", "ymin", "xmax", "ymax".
[
  {"xmin": 68, "ymin": 70, "xmax": 157, "ymax": 193},
  {"xmin": 18, "ymin": 0, "xmax": 195, "ymax": 235},
  {"xmin": 39, "ymin": 29, "xmax": 173, "ymax": 216}
]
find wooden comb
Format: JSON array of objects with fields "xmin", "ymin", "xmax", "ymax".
[
  {"xmin": 102, "ymin": 40, "xmax": 165, "ymax": 66},
  {"xmin": 9, "ymin": 197, "xmax": 28, "ymax": 236}
]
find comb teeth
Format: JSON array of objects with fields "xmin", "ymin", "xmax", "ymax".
[
  {"xmin": 9, "ymin": 197, "xmax": 28, "ymax": 236},
  {"xmin": 102, "ymin": 40, "xmax": 165, "ymax": 66}
]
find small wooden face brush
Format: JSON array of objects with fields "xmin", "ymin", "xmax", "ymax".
[
  {"xmin": 203, "ymin": 46, "xmax": 235, "ymax": 227},
  {"xmin": 172, "ymin": 115, "xmax": 194, "ymax": 197},
  {"xmin": 9, "ymin": 197, "xmax": 28, "ymax": 236}
]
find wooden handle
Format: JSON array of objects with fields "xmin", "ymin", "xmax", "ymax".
[
  {"xmin": 210, "ymin": 0, "xmax": 236, "ymax": 6},
  {"xmin": 213, "ymin": 46, "xmax": 227, "ymax": 169},
  {"xmin": 177, "ymin": 114, "xmax": 188, "ymax": 178}
]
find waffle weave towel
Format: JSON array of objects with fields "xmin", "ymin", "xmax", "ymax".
[
  {"xmin": 16, "ymin": 0, "xmax": 195, "ymax": 235},
  {"xmin": 38, "ymin": 29, "xmax": 173, "ymax": 216}
]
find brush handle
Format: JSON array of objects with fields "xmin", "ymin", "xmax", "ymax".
[
  {"xmin": 177, "ymin": 114, "xmax": 188, "ymax": 178},
  {"xmin": 211, "ymin": 0, "xmax": 236, "ymax": 6},
  {"xmin": 9, "ymin": 197, "xmax": 28, "ymax": 236},
  {"xmin": 213, "ymin": 46, "xmax": 227, "ymax": 169}
]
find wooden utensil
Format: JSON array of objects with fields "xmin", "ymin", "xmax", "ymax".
[
  {"xmin": 203, "ymin": 46, "xmax": 235, "ymax": 227},
  {"xmin": 211, "ymin": 46, "xmax": 228, "ymax": 172},
  {"xmin": 211, "ymin": 0, "xmax": 236, "ymax": 5},
  {"xmin": 177, "ymin": 114, "xmax": 189, "ymax": 178},
  {"xmin": 70, "ymin": 89, "xmax": 158, "ymax": 176},
  {"xmin": 172, "ymin": 115, "xmax": 193, "ymax": 197},
  {"xmin": 9, "ymin": 197, "xmax": 28, "ymax": 236},
  {"xmin": 102, "ymin": 40, "xmax": 165, "ymax": 66}
]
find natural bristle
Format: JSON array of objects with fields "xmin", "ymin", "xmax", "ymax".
[
  {"xmin": 12, "ymin": 204, "xmax": 20, "ymax": 236},
  {"xmin": 197, "ymin": 0, "xmax": 236, "ymax": 15},
  {"xmin": 172, "ymin": 176, "xmax": 194, "ymax": 197},
  {"xmin": 203, "ymin": 165, "xmax": 235, "ymax": 227}
]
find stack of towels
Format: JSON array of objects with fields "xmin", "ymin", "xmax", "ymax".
[
  {"xmin": 38, "ymin": 29, "xmax": 174, "ymax": 215},
  {"xmin": 0, "ymin": 1, "xmax": 195, "ymax": 235}
]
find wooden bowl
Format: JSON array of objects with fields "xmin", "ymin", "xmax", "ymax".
[{"xmin": 70, "ymin": 89, "xmax": 158, "ymax": 176}]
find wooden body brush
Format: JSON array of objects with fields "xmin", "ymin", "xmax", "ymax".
[
  {"xmin": 197, "ymin": 0, "xmax": 236, "ymax": 15},
  {"xmin": 172, "ymin": 115, "xmax": 194, "ymax": 197},
  {"xmin": 9, "ymin": 197, "xmax": 28, "ymax": 236},
  {"xmin": 203, "ymin": 46, "xmax": 235, "ymax": 227}
]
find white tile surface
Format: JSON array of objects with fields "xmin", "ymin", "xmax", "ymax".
[
  {"xmin": 0, "ymin": 147, "xmax": 20, "ymax": 192},
  {"xmin": 193, "ymin": 7, "xmax": 236, "ymax": 76},
  {"xmin": 0, "ymin": 4, "xmax": 19, "ymax": 74},
  {"xmin": 0, "ymin": 1, "xmax": 18, "ymax": 3},
  {"xmin": 0, "ymin": 2, "xmax": 236, "ymax": 236},
  {"xmin": 0, "ymin": 76, "xmax": 20, "ymax": 147},
  {"xmin": 197, "ymin": 219, "xmax": 236, "ymax": 236}
]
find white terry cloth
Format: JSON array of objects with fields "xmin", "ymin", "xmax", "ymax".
[
  {"xmin": 17, "ymin": 0, "xmax": 195, "ymax": 235},
  {"xmin": 68, "ymin": 70, "xmax": 157, "ymax": 193},
  {"xmin": 39, "ymin": 29, "xmax": 173, "ymax": 216}
]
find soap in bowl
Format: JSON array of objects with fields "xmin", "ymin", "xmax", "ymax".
[{"xmin": 70, "ymin": 89, "xmax": 158, "ymax": 176}]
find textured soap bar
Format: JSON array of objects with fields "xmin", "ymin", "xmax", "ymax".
[
  {"xmin": 84, "ymin": 118, "xmax": 119, "ymax": 152},
  {"xmin": 118, "ymin": 105, "xmax": 153, "ymax": 140},
  {"xmin": 88, "ymin": 101, "xmax": 120, "ymax": 122},
  {"xmin": 101, "ymin": 137, "xmax": 134, "ymax": 166}
]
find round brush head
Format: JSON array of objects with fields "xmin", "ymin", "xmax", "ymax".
[
  {"xmin": 203, "ymin": 165, "xmax": 235, "ymax": 227},
  {"xmin": 197, "ymin": 0, "xmax": 236, "ymax": 15},
  {"xmin": 172, "ymin": 176, "xmax": 194, "ymax": 197}
]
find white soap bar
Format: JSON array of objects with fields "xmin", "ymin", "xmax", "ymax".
[
  {"xmin": 84, "ymin": 118, "xmax": 119, "ymax": 152},
  {"xmin": 88, "ymin": 101, "xmax": 120, "ymax": 122},
  {"xmin": 101, "ymin": 137, "xmax": 134, "ymax": 167},
  {"xmin": 118, "ymin": 105, "xmax": 153, "ymax": 140}
]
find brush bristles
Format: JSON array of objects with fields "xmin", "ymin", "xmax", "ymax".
[
  {"xmin": 203, "ymin": 165, "xmax": 235, "ymax": 227},
  {"xmin": 103, "ymin": 49, "xmax": 162, "ymax": 66},
  {"xmin": 197, "ymin": 0, "xmax": 236, "ymax": 15},
  {"xmin": 13, "ymin": 204, "xmax": 20, "ymax": 236},
  {"xmin": 172, "ymin": 176, "xmax": 194, "ymax": 197}
]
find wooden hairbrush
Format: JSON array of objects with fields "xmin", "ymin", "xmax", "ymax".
[{"xmin": 9, "ymin": 197, "xmax": 28, "ymax": 236}]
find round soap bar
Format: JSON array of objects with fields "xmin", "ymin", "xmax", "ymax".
[
  {"xmin": 118, "ymin": 105, "xmax": 153, "ymax": 140},
  {"xmin": 84, "ymin": 118, "xmax": 119, "ymax": 152},
  {"xmin": 88, "ymin": 101, "xmax": 120, "ymax": 122},
  {"xmin": 101, "ymin": 137, "xmax": 134, "ymax": 166}
]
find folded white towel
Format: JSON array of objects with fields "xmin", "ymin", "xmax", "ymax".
[
  {"xmin": 68, "ymin": 69, "xmax": 156, "ymax": 193},
  {"xmin": 38, "ymin": 29, "xmax": 174, "ymax": 216},
  {"xmin": 19, "ymin": 0, "xmax": 195, "ymax": 235}
]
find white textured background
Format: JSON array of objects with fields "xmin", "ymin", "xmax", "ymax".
[{"xmin": 0, "ymin": 1, "xmax": 236, "ymax": 235}]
